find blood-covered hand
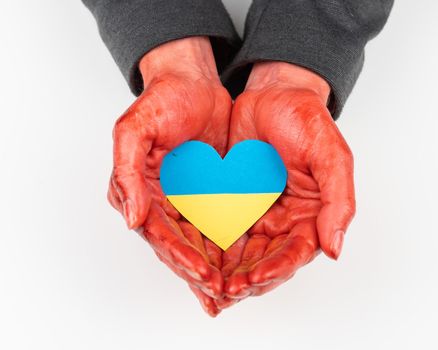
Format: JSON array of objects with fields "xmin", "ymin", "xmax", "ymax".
[
  {"xmin": 221, "ymin": 62, "xmax": 356, "ymax": 305},
  {"xmin": 107, "ymin": 37, "xmax": 232, "ymax": 316}
]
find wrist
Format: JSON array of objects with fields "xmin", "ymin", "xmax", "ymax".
[
  {"xmin": 246, "ymin": 62, "xmax": 331, "ymax": 103},
  {"xmin": 139, "ymin": 36, "xmax": 220, "ymax": 87}
]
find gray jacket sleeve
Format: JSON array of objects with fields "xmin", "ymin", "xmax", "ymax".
[
  {"xmin": 82, "ymin": 0, "xmax": 241, "ymax": 96},
  {"xmin": 221, "ymin": 0, "xmax": 394, "ymax": 119}
]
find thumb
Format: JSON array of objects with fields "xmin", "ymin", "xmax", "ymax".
[
  {"xmin": 316, "ymin": 198, "xmax": 355, "ymax": 260},
  {"xmin": 111, "ymin": 111, "xmax": 152, "ymax": 229},
  {"xmin": 228, "ymin": 92, "xmax": 257, "ymax": 149},
  {"xmin": 311, "ymin": 120, "xmax": 356, "ymax": 260}
]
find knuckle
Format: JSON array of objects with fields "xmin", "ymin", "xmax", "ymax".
[
  {"xmin": 335, "ymin": 137, "xmax": 354, "ymax": 163},
  {"xmin": 349, "ymin": 199, "xmax": 357, "ymax": 217},
  {"xmin": 342, "ymin": 200, "xmax": 356, "ymax": 221},
  {"xmin": 107, "ymin": 190, "xmax": 115, "ymax": 207},
  {"xmin": 215, "ymin": 85, "xmax": 232, "ymax": 103},
  {"xmin": 106, "ymin": 186, "xmax": 113, "ymax": 202},
  {"xmin": 232, "ymin": 92, "xmax": 254, "ymax": 115},
  {"xmin": 111, "ymin": 167, "xmax": 136, "ymax": 188},
  {"xmin": 342, "ymin": 144, "xmax": 354, "ymax": 163},
  {"xmin": 113, "ymin": 112, "xmax": 134, "ymax": 137},
  {"xmin": 235, "ymin": 90, "xmax": 253, "ymax": 104},
  {"xmin": 111, "ymin": 169, "xmax": 123, "ymax": 185}
]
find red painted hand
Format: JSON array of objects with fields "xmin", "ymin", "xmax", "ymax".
[
  {"xmin": 220, "ymin": 62, "xmax": 356, "ymax": 306},
  {"xmin": 107, "ymin": 37, "xmax": 232, "ymax": 316}
]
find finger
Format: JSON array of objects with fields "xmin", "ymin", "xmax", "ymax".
[
  {"xmin": 178, "ymin": 222, "xmax": 224, "ymax": 285},
  {"xmin": 112, "ymin": 110, "xmax": 153, "ymax": 229},
  {"xmin": 166, "ymin": 216, "xmax": 188, "ymax": 241},
  {"xmin": 143, "ymin": 203, "xmax": 213, "ymax": 283},
  {"xmin": 154, "ymin": 250, "xmax": 197, "ymax": 285},
  {"xmin": 310, "ymin": 120, "xmax": 356, "ymax": 260},
  {"xmin": 147, "ymin": 179, "xmax": 180, "ymax": 220},
  {"xmin": 221, "ymin": 234, "xmax": 248, "ymax": 278},
  {"xmin": 154, "ymin": 250, "xmax": 220, "ymax": 299},
  {"xmin": 225, "ymin": 234, "xmax": 270, "ymax": 299},
  {"xmin": 166, "ymin": 220, "xmax": 224, "ymax": 298},
  {"xmin": 263, "ymin": 234, "xmax": 288, "ymax": 257},
  {"xmin": 249, "ymin": 202, "xmax": 291, "ymax": 237},
  {"xmin": 108, "ymin": 179, "xmax": 122, "ymax": 212},
  {"xmin": 203, "ymin": 238, "xmax": 222, "ymax": 270},
  {"xmin": 249, "ymin": 197, "xmax": 321, "ymax": 239},
  {"xmin": 162, "ymin": 198, "xmax": 181, "ymax": 220},
  {"xmin": 250, "ymin": 279, "xmax": 286, "ymax": 297},
  {"xmin": 189, "ymin": 285, "xmax": 221, "ymax": 317},
  {"xmin": 248, "ymin": 220, "xmax": 318, "ymax": 286},
  {"xmin": 215, "ymin": 296, "xmax": 240, "ymax": 310},
  {"xmin": 178, "ymin": 221, "xmax": 208, "ymax": 259}
]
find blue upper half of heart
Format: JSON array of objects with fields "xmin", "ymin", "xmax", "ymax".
[{"xmin": 160, "ymin": 140, "xmax": 287, "ymax": 195}]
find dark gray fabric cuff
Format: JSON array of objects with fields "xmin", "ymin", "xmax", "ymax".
[
  {"xmin": 83, "ymin": 0, "xmax": 241, "ymax": 96},
  {"xmin": 221, "ymin": 0, "xmax": 393, "ymax": 119}
]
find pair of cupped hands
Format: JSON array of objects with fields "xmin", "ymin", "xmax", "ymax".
[{"xmin": 108, "ymin": 36, "xmax": 355, "ymax": 316}]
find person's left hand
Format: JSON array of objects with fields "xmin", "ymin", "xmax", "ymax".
[{"xmin": 218, "ymin": 62, "xmax": 356, "ymax": 307}]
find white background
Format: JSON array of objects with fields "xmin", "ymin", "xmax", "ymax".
[{"xmin": 1, "ymin": 1, "xmax": 437, "ymax": 349}]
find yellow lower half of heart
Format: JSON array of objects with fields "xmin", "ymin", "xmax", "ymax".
[{"xmin": 166, "ymin": 193, "xmax": 281, "ymax": 250}]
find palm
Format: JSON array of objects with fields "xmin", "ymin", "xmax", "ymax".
[
  {"xmin": 110, "ymin": 73, "xmax": 230, "ymax": 215},
  {"xmin": 222, "ymin": 85, "xmax": 355, "ymax": 301}
]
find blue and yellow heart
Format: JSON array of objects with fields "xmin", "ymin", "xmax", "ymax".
[{"xmin": 160, "ymin": 140, "xmax": 287, "ymax": 250}]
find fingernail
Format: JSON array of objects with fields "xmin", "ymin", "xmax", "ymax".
[
  {"xmin": 330, "ymin": 230, "xmax": 344, "ymax": 260},
  {"xmin": 185, "ymin": 269, "xmax": 203, "ymax": 281},
  {"xmin": 123, "ymin": 200, "xmax": 137, "ymax": 229}
]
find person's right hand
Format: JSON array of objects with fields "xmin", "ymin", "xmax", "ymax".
[{"xmin": 106, "ymin": 37, "xmax": 232, "ymax": 316}]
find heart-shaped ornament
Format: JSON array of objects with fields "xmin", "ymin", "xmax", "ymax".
[{"xmin": 160, "ymin": 140, "xmax": 287, "ymax": 250}]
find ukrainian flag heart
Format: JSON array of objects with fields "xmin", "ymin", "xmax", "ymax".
[{"xmin": 160, "ymin": 140, "xmax": 287, "ymax": 250}]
